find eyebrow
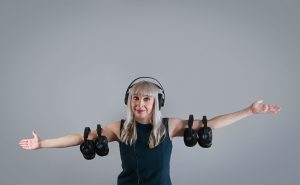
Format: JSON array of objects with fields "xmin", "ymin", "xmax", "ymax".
[{"xmin": 132, "ymin": 94, "xmax": 152, "ymax": 97}]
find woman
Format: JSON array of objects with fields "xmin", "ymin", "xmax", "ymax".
[{"xmin": 19, "ymin": 77, "xmax": 281, "ymax": 185}]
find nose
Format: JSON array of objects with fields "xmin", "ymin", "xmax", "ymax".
[{"xmin": 137, "ymin": 99, "xmax": 145, "ymax": 107}]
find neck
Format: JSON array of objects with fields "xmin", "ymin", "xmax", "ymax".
[{"xmin": 135, "ymin": 118, "xmax": 152, "ymax": 124}]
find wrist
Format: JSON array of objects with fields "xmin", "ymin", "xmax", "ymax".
[
  {"xmin": 245, "ymin": 106, "xmax": 254, "ymax": 116},
  {"xmin": 38, "ymin": 140, "xmax": 44, "ymax": 149}
]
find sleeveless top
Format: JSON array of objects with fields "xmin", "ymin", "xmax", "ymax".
[{"xmin": 118, "ymin": 118, "xmax": 173, "ymax": 185}]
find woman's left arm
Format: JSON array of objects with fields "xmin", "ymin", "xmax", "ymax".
[
  {"xmin": 169, "ymin": 100, "xmax": 281, "ymax": 138},
  {"xmin": 208, "ymin": 100, "xmax": 281, "ymax": 129}
]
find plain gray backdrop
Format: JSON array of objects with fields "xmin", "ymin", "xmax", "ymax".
[{"xmin": 1, "ymin": 0, "xmax": 299, "ymax": 185}]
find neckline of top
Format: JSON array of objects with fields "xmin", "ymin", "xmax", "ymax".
[{"xmin": 135, "ymin": 122, "xmax": 153, "ymax": 128}]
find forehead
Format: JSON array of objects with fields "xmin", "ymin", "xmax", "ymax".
[
  {"xmin": 130, "ymin": 81, "xmax": 158, "ymax": 96},
  {"xmin": 132, "ymin": 93, "xmax": 153, "ymax": 97}
]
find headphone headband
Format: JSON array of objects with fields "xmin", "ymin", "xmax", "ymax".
[
  {"xmin": 202, "ymin": 116, "xmax": 208, "ymax": 130},
  {"xmin": 125, "ymin": 76, "xmax": 165, "ymax": 97},
  {"xmin": 188, "ymin": 114, "xmax": 194, "ymax": 130},
  {"xmin": 83, "ymin": 127, "xmax": 91, "ymax": 141},
  {"xmin": 124, "ymin": 77, "xmax": 166, "ymax": 109},
  {"xmin": 97, "ymin": 124, "xmax": 102, "ymax": 136}
]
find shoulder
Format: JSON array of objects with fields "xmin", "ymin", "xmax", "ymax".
[
  {"xmin": 105, "ymin": 120, "xmax": 121, "ymax": 130},
  {"xmin": 166, "ymin": 117, "xmax": 186, "ymax": 138},
  {"xmin": 102, "ymin": 120, "xmax": 122, "ymax": 142}
]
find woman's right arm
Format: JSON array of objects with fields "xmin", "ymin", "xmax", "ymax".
[
  {"xmin": 19, "ymin": 131, "xmax": 84, "ymax": 150},
  {"xmin": 19, "ymin": 121, "xmax": 121, "ymax": 150}
]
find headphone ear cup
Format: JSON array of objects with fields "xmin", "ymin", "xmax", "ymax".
[
  {"xmin": 184, "ymin": 128, "xmax": 198, "ymax": 147},
  {"xmin": 80, "ymin": 140, "xmax": 95, "ymax": 160},
  {"xmin": 183, "ymin": 115, "xmax": 197, "ymax": 147},
  {"xmin": 158, "ymin": 93, "xmax": 164, "ymax": 109},
  {"xmin": 95, "ymin": 124, "xmax": 109, "ymax": 156},
  {"xmin": 198, "ymin": 127, "xmax": 212, "ymax": 148},
  {"xmin": 124, "ymin": 93, "xmax": 129, "ymax": 105},
  {"xmin": 95, "ymin": 136, "xmax": 109, "ymax": 156}
]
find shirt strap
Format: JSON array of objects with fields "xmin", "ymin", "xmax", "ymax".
[
  {"xmin": 162, "ymin": 117, "xmax": 170, "ymax": 140},
  {"xmin": 120, "ymin": 119, "xmax": 125, "ymax": 131}
]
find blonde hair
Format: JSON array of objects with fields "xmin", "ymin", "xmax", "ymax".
[{"xmin": 120, "ymin": 80, "xmax": 166, "ymax": 148}]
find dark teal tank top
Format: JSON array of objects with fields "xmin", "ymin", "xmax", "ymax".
[{"xmin": 118, "ymin": 118, "xmax": 173, "ymax": 185}]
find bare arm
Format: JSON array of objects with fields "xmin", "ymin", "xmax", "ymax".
[
  {"xmin": 40, "ymin": 134, "xmax": 84, "ymax": 148},
  {"xmin": 90, "ymin": 121, "xmax": 121, "ymax": 142},
  {"xmin": 169, "ymin": 100, "xmax": 281, "ymax": 138},
  {"xmin": 19, "ymin": 131, "xmax": 84, "ymax": 150},
  {"xmin": 19, "ymin": 121, "xmax": 121, "ymax": 150},
  {"xmin": 208, "ymin": 100, "xmax": 280, "ymax": 128},
  {"xmin": 207, "ymin": 107, "xmax": 253, "ymax": 129}
]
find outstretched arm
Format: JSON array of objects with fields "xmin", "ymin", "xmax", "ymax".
[
  {"xmin": 19, "ymin": 131, "xmax": 84, "ymax": 150},
  {"xmin": 18, "ymin": 121, "xmax": 121, "ymax": 150},
  {"xmin": 208, "ymin": 100, "xmax": 281, "ymax": 129},
  {"xmin": 169, "ymin": 100, "xmax": 281, "ymax": 137}
]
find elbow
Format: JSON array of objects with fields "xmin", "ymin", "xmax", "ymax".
[
  {"xmin": 77, "ymin": 134, "xmax": 84, "ymax": 145},
  {"xmin": 208, "ymin": 120, "xmax": 220, "ymax": 129},
  {"xmin": 71, "ymin": 134, "xmax": 84, "ymax": 146}
]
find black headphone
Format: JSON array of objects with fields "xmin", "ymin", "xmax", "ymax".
[
  {"xmin": 183, "ymin": 114, "xmax": 198, "ymax": 147},
  {"xmin": 95, "ymin": 124, "xmax": 109, "ymax": 156},
  {"xmin": 198, "ymin": 116, "xmax": 212, "ymax": 148},
  {"xmin": 80, "ymin": 124, "xmax": 109, "ymax": 160},
  {"xmin": 124, "ymin": 77, "xmax": 165, "ymax": 110},
  {"xmin": 80, "ymin": 127, "xmax": 95, "ymax": 160}
]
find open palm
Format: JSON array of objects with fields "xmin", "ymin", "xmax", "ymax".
[
  {"xmin": 19, "ymin": 131, "xmax": 41, "ymax": 150},
  {"xmin": 251, "ymin": 100, "xmax": 281, "ymax": 114}
]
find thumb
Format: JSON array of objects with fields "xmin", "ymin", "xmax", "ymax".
[
  {"xmin": 256, "ymin": 100, "xmax": 263, "ymax": 104},
  {"xmin": 32, "ymin": 130, "xmax": 38, "ymax": 138}
]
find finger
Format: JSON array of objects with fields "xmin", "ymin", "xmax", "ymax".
[
  {"xmin": 274, "ymin": 105, "xmax": 281, "ymax": 110},
  {"xmin": 32, "ymin": 131, "xmax": 37, "ymax": 138},
  {"xmin": 22, "ymin": 145, "xmax": 31, "ymax": 150},
  {"xmin": 19, "ymin": 139, "xmax": 29, "ymax": 144},
  {"xmin": 264, "ymin": 105, "xmax": 279, "ymax": 113},
  {"xmin": 19, "ymin": 143, "xmax": 30, "ymax": 149},
  {"xmin": 276, "ymin": 106, "xmax": 281, "ymax": 112},
  {"xmin": 269, "ymin": 105, "xmax": 281, "ymax": 113},
  {"xmin": 19, "ymin": 141, "xmax": 35, "ymax": 150},
  {"xmin": 262, "ymin": 104, "xmax": 269, "ymax": 113},
  {"xmin": 257, "ymin": 100, "xmax": 263, "ymax": 104},
  {"xmin": 19, "ymin": 139, "xmax": 29, "ymax": 145},
  {"xmin": 19, "ymin": 143, "xmax": 28, "ymax": 148}
]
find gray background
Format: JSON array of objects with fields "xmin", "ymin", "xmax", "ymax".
[{"xmin": 1, "ymin": 0, "xmax": 299, "ymax": 185}]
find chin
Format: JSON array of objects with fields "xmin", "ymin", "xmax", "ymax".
[
  {"xmin": 135, "ymin": 114, "xmax": 146, "ymax": 119},
  {"xmin": 134, "ymin": 114, "xmax": 150, "ymax": 121}
]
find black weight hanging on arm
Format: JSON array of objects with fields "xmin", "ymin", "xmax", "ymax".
[
  {"xmin": 184, "ymin": 114, "xmax": 198, "ymax": 147},
  {"xmin": 80, "ymin": 127, "xmax": 95, "ymax": 160},
  {"xmin": 198, "ymin": 116, "xmax": 212, "ymax": 148},
  {"xmin": 95, "ymin": 124, "xmax": 109, "ymax": 156}
]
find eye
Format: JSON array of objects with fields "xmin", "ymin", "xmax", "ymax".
[
  {"xmin": 143, "ymin": 97, "xmax": 150, "ymax": 101},
  {"xmin": 132, "ymin": 96, "xmax": 139, "ymax": 100}
]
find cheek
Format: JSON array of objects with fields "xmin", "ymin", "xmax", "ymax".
[
  {"xmin": 130, "ymin": 103, "xmax": 135, "ymax": 110},
  {"xmin": 147, "ymin": 101, "xmax": 155, "ymax": 110},
  {"xmin": 130, "ymin": 101, "xmax": 135, "ymax": 110}
]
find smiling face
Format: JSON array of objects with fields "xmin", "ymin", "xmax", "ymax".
[
  {"xmin": 128, "ymin": 81, "xmax": 160, "ymax": 124},
  {"xmin": 130, "ymin": 93, "xmax": 155, "ymax": 123}
]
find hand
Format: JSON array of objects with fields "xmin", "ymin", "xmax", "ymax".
[
  {"xmin": 19, "ymin": 131, "xmax": 41, "ymax": 150},
  {"xmin": 250, "ymin": 100, "xmax": 281, "ymax": 114}
]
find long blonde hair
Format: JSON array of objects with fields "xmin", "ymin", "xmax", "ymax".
[{"xmin": 120, "ymin": 80, "xmax": 166, "ymax": 148}]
